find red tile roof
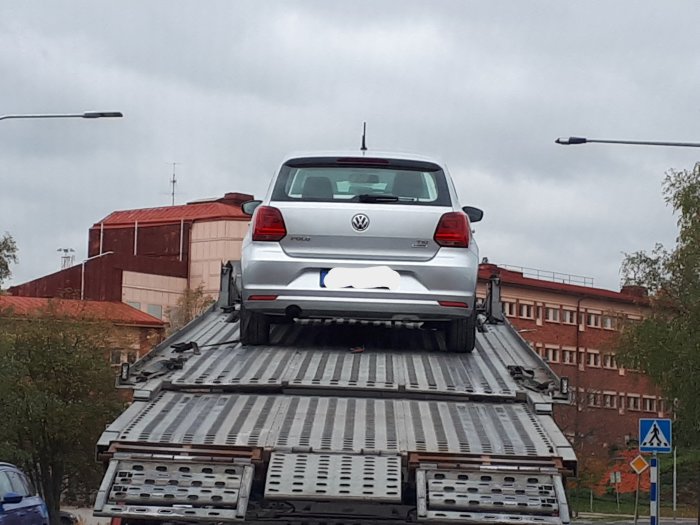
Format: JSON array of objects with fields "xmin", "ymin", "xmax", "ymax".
[
  {"xmin": 478, "ymin": 264, "xmax": 648, "ymax": 305},
  {"xmin": 95, "ymin": 202, "xmax": 248, "ymax": 228},
  {"xmin": 0, "ymin": 296, "xmax": 166, "ymax": 327}
]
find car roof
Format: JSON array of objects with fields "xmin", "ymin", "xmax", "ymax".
[
  {"xmin": 280, "ymin": 150, "xmax": 446, "ymax": 167},
  {"xmin": 0, "ymin": 462, "xmax": 18, "ymax": 469}
]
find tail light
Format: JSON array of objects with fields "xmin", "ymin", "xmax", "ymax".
[
  {"xmin": 434, "ymin": 212, "xmax": 470, "ymax": 247},
  {"xmin": 439, "ymin": 300, "xmax": 469, "ymax": 308},
  {"xmin": 252, "ymin": 206, "xmax": 286, "ymax": 241}
]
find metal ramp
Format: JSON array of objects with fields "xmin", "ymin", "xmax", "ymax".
[
  {"xmin": 95, "ymin": 273, "xmax": 575, "ymax": 524},
  {"xmin": 417, "ymin": 466, "xmax": 569, "ymax": 523},
  {"xmin": 264, "ymin": 453, "xmax": 402, "ymax": 502},
  {"xmin": 95, "ymin": 457, "xmax": 254, "ymax": 522}
]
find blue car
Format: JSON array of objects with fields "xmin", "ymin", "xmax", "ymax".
[{"xmin": 0, "ymin": 462, "xmax": 49, "ymax": 525}]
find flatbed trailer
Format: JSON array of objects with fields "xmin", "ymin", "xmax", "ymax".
[{"xmin": 94, "ymin": 264, "xmax": 576, "ymax": 524}]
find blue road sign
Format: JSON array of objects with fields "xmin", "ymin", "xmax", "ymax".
[{"xmin": 639, "ymin": 418, "xmax": 672, "ymax": 453}]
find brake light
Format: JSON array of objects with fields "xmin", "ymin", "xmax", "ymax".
[
  {"xmin": 248, "ymin": 295, "xmax": 278, "ymax": 301},
  {"xmin": 439, "ymin": 301, "xmax": 469, "ymax": 308},
  {"xmin": 252, "ymin": 206, "xmax": 286, "ymax": 241},
  {"xmin": 336, "ymin": 157, "xmax": 390, "ymax": 165},
  {"xmin": 434, "ymin": 212, "xmax": 470, "ymax": 247}
]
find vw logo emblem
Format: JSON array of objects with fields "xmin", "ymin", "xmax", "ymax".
[{"xmin": 351, "ymin": 213, "xmax": 370, "ymax": 231}]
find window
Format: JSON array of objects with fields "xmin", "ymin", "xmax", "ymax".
[
  {"xmin": 546, "ymin": 347, "xmax": 560, "ymax": 363},
  {"xmin": 587, "ymin": 313, "xmax": 601, "ymax": 328},
  {"xmin": 587, "ymin": 352, "xmax": 601, "ymax": 367},
  {"xmin": 603, "ymin": 393, "xmax": 617, "ymax": 409},
  {"xmin": 147, "ymin": 304, "xmax": 163, "ymax": 319},
  {"xmin": 126, "ymin": 301, "xmax": 141, "ymax": 310},
  {"xmin": 0, "ymin": 472, "xmax": 13, "ymax": 499},
  {"xmin": 545, "ymin": 307, "xmax": 560, "ymax": 322},
  {"xmin": 602, "ymin": 315, "xmax": 617, "ymax": 330},
  {"xmin": 519, "ymin": 304, "xmax": 533, "ymax": 319},
  {"xmin": 562, "ymin": 310, "xmax": 576, "ymax": 324},
  {"xmin": 272, "ymin": 162, "xmax": 451, "ymax": 206},
  {"xmin": 587, "ymin": 392, "xmax": 601, "ymax": 407},
  {"xmin": 7, "ymin": 471, "xmax": 29, "ymax": 497},
  {"xmin": 627, "ymin": 395, "xmax": 641, "ymax": 411},
  {"xmin": 562, "ymin": 349, "xmax": 576, "ymax": 365},
  {"xmin": 110, "ymin": 350, "xmax": 123, "ymax": 365},
  {"xmin": 603, "ymin": 354, "xmax": 617, "ymax": 369},
  {"xmin": 643, "ymin": 397, "xmax": 657, "ymax": 412},
  {"xmin": 502, "ymin": 302, "xmax": 516, "ymax": 317}
]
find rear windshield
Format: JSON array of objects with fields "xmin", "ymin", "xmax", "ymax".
[{"xmin": 271, "ymin": 162, "xmax": 451, "ymax": 206}]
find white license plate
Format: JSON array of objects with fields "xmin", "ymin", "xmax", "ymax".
[{"xmin": 321, "ymin": 266, "xmax": 400, "ymax": 290}]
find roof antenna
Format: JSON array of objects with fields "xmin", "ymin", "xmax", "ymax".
[{"xmin": 360, "ymin": 122, "xmax": 368, "ymax": 152}]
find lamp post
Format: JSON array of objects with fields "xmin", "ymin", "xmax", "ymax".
[
  {"xmin": 0, "ymin": 111, "xmax": 123, "ymax": 122},
  {"xmin": 555, "ymin": 136, "xmax": 700, "ymax": 148}
]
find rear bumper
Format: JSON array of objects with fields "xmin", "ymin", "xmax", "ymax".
[{"xmin": 241, "ymin": 243, "xmax": 478, "ymax": 321}]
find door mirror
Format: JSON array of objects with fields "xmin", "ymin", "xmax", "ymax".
[
  {"xmin": 462, "ymin": 206, "xmax": 484, "ymax": 223},
  {"xmin": 2, "ymin": 491, "xmax": 23, "ymax": 505},
  {"xmin": 241, "ymin": 200, "xmax": 262, "ymax": 216}
]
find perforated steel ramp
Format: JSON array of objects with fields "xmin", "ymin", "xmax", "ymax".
[
  {"xmin": 94, "ymin": 458, "xmax": 253, "ymax": 522},
  {"xmin": 416, "ymin": 467, "xmax": 569, "ymax": 523},
  {"xmin": 264, "ymin": 453, "xmax": 402, "ymax": 502}
]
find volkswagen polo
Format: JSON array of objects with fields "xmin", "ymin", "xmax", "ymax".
[{"xmin": 240, "ymin": 152, "xmax": 483, "ymax": 352}]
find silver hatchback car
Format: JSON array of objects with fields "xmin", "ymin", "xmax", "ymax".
[{"xmin": 240, "ymin": 152, "xmax": 483, "ymax": 352}]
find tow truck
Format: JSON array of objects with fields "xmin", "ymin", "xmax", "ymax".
[{"xmin": 94, "ymin": 263, "xmax": 576, "ymax": 524}]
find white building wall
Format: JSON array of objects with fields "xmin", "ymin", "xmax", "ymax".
[
  {"xmin": 189, "ymin": 219, "xmax": 250, "ymax": 296},
  {"xmin": 122, "ymin": 271, "xmax": 188, "ymax": 320}
]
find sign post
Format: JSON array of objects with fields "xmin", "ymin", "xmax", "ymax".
[
  {"xmin": 639, "ymin": 418, "xmax": 673, "ymax": 525},
  {"xmin": 631, "ymin": 454, "xmax": 650, "ymax": 525}
]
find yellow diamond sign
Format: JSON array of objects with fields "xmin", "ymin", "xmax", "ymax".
[{"xmin": 630, "ymin": 454, "xmax": 649, "ymax": 474}]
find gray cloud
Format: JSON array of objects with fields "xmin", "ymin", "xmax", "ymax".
[{"xmin": 1, "ymin": 0, "xmax": 696, "ymax": 290}]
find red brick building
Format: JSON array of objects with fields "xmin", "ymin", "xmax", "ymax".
[
  {"xmin": 9, "ymin": 192, "xmax": 253, "ymax": 320},
  {"xmin": 0, "ymin": 295, "xmax": 166, "ymax": 368},
  {"xmin": 477, "ymin": 264, "xmax": 663, "ymax": 456}
]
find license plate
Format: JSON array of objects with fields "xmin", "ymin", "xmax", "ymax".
[{"xmin": 320, "ymin": 266, "xmax": 400, "ymax": 290}]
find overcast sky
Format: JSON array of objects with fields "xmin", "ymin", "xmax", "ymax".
[{"xmin": 2, "ymin": 1, "xmax": 699, "ymax": 290}]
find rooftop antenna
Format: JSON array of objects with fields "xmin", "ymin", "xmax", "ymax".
[
  {"xmin": 360, "ymin": 122, "xmax": 367, "ymax": 152},
  {"xmin": 57, "ymin": 248, "xmax": 75, "ymax": 269},
  {"xmin": 170, "ymin": 162, "xmax": 180, "ymax": 205}
]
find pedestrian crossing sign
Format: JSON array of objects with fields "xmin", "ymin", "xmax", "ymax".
[{"xmin": 639, "ymin": 418, "xmax": 672, "ymax": 453}]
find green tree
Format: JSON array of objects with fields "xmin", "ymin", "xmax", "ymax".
[
  {"xmin": 166, "ymin": 284, "xmax": 215, "ymax": 334},
  {"xmin": 0, "ymin": 302, "xmax": 123, "ymax": 525},
  {"xmin": 617, "ymin": 163, "xmax": 700, "ymax": 520},
  {"xmin": 0, "ymin": 231, "xmax": 18, "ymax": 288}
]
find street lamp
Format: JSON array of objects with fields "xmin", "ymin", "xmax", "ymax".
[
  {"xmin": 555, "ymin": 136, "xmax": 700, "ymax": 148},
  {"xmin": 0, "ymin": 111, "xmax": 123, "ymax": 122}
]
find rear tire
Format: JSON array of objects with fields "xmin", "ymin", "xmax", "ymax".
[
  {"xmin": 445, "ymin": 310, "xmax": 476, "ymax": 353},
  {"xmin": 240, "ymin": 303, "xmax": 270, "ymax": 345}
]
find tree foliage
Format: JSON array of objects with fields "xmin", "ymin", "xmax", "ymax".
[
  {"xmin": 0, "ymin": 302, "xmax": 123, "ymax": 525},
  {"xmin": 617, "ymin": 164, "xmax": 700, "ymax": 520},
  {"xmin": 166, "ymin": 284, "xmax": 215, "ymax": 333},
  {"xmin": 0, "ymin": 231, "xmax": 18, "ymax": 288},
  {"xmin": 618, "ymin": 164, "xmax": 700, "ymax": 444}
]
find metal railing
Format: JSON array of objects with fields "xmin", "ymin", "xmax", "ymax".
[{"xmin": 498, "ymin": 264, "xmax": 595, "ymax": 287}]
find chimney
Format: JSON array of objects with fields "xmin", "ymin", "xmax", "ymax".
[{"xmin": 620, "ymin": 284, "xmax": 648, "ymax": 298}]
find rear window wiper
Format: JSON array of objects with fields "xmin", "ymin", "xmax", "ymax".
[{"xmin": 358, "ymin": 194, "xmax": 399, "ymax": 203}]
